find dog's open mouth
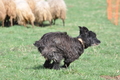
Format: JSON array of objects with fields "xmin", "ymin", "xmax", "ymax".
[{"xmin": 91, "ymin": 43, "xmax": 100, "ymax": 46}]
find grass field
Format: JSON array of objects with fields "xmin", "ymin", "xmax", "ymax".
[{"xmin": 0, "ymin": 0, "xmax": 120, "ymax": 80}]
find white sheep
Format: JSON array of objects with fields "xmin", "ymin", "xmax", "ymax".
[
  {"xmin": 0, "ymin": 0, "xmax": 6, "ymax": 27},
  {"xmin": 47, "ymin": 0, "xmax": 67, "ymax": 26},
  {"xmin": 25, "ymin": 0, "xmax": 35, "ymax": 13},
  {"xmin": 15, "ymin": 0, "xmax": 35, "ymax": 27},
  {"xmin": 2, "ymin": 0, "xmax": 16, "ymax": 26},
  {"xmin": 34, "ymin": 0, "xmax": 52, "ymax": 26}
]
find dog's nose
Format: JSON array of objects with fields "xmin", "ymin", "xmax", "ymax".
[
  {"xmin": 96, "ymin": 40, "xmax": 101, "ymax": 45},
  {"xmin": 98, "ymin": 40, "xmax": 101, "ymax": 44},
  {"xmin": 33, "ymin": 43, "xmax": 36, "ymax": 46},
  {"xmin": 34, "ymin": 42, "xmax": 38, "ymax": 47}
]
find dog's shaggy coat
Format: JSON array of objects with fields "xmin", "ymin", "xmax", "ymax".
[{"xmin": 34, "ymin": 26, "xmax": 101, "ymax": 70}]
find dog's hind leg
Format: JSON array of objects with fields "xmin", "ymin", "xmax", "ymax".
[{"xmin": 43, "ymin": 59, "xmax": 52, "ymax": 69}]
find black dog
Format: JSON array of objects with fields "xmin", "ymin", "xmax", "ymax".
[{"xmin": 34, "ymin": 26, "xmax": 101, "ymax": 70}]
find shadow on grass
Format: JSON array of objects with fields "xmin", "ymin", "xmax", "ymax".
[
  {"xmin": 32, "ymin": 65, "xmax": 44, "ymax": 70},
  {"xmin": 34, "ymin": 23, "xmax": 52, "ymax": 27},
  {"xmin": 25, "ymin": 65, "xmax": 45, "ymax": 70},
  {"xmin": 25, "ymin": 65, "xmax": 67, "ymax": 70}
]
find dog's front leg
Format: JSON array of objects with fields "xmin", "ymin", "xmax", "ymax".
[
  {"xmin": 52, "ymin": 61, "xmax": 60, "ymax": 70},
  {"xmin": 61, "ymin": 62, "xmax": 70, "ymax": 68},
  {"xmin": 61, "ymin": 59, "xmax": 73, "ymax": 68},
  {"xmin": 43, "ymin": 59, "xmax": 52, "ymax": 69}
]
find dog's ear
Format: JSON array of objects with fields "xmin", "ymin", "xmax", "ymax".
[
  {"xmin": 78, "ymin": 26, "xmax": 82, "ymax": 29},
  {"xmin": 79, "ymin": 26, "xmax": 89, "ymax": 34},
  {"xmin": 83, "ymin": 26, "xmax": 89, "ymax": 33},
  {"xmin": 78, "ymin": 26, "xmax": 83, "ymax": 34},
  {"xmin": 78, "ymin": 26, "xmax": 82, "ymax": 30}
]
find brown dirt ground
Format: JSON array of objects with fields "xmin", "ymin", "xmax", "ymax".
[{"xmin": 100, "ymin": 75, "xmax": 120, "ymax": 80}]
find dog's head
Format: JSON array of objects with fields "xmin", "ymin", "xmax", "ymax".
[
  {"xmin": 34, "ymin": 41, "xmax": 45, "ymax": 53},
  {"xmin": 78, "ymin": 26, "xmax": 101, "ymax": 48},
  {"xmin": 34, "ymin": 41, "xmax": 40, "ymax": 47}
]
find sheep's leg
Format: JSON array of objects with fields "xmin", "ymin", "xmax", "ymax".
[
  {"xmin": 23, "ymin": 22, "xmax": 26, "ymax": 27},
  {"xmin": 10, "ymin": 17, "xmax": 13, "ymax": 26},
  {"xmin": 34, "ymin": 22, "xmax": 39, "ymax": 26},
  {"xmin": 39, "ymin": 22, "xmax": 43, "ymax": 27},
  {"xmin": 43, "ymin": 59, "xmax": 52, "ymax": 68},
  {"xmin": 51, "ymin": 20, "xmax": 54, "ymax": 24},
  {"xmin": 31, "ymin": 21, "xmax": 34, "ymax": 28},
  {"xmin": 13, "ymin": 19, "xmax": 18, "ymax": 25},
  {"xmin": 49, "ymin": 20, "xmax": 52, "ymax": 27},
  {"xmin": 2, "ymin": 20, "xmax": 4, "ymax": 27},
  {"xmin": 4, "ymin": 15, "xmax": 9, "ymax": 26},
  {"xmin": 21, "ymin": 20, "xmax": 26, "ymax": 27},
  {"xmin": 53, "ymin": 19, "xmax": 56, "ymax": 25},
  {"xmin": 62, "ymin": 19, "xmax": 65, "ymax": 26}
]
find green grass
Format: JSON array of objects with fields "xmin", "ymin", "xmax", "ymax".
[{"xmin": 0, "ymin": 0, "xmax": 120, "ymax": 80}]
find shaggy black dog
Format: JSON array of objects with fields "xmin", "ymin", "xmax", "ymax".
[{"xmin": 34, "ymin": 26, "xmax": 101, "ymax": 70}]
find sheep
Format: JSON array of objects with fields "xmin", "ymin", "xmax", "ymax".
[
  {"xmin": 2, "ymin": 0, "xmax": 16, "ymax": 26},
  {"xmin": 47, "ymin": 0, "xmax": 67, "ymax": 26},
  {"xmin": 0, "ymin": 0, "xmax": 6, "ymax": 27},
  {"xmin": 25, "ymin": 0, "xmax": 35, "ymax": 12},
  {"xmin": 34, "ymin": 0, "xmax": 43, "ymax": 2},
  {"xmin": 34, "ymin": 0, "xmax": 52, "ymax": 26},
  {"xmin": 15, "ymin": 0, "xmax": 35, "ymax": 27}
]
